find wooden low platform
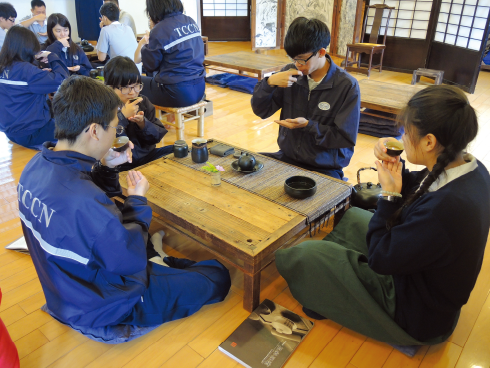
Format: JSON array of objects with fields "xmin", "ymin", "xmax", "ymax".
[{"xmin": 204, "ymin": 51, "xmax": 290, "ymax": 80}]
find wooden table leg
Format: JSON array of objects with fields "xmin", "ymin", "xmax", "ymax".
[{"xmin": 243, "ymin": 272, "xmax": 261, "ymax": 312}]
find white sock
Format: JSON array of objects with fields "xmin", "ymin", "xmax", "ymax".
[
  {"xmin": 151, "ymin": 231, "xmax": 168, "ymax": 258},
  {"xmin": 149, "ymin": 256, "xmax": 169, "ymax": 267}
]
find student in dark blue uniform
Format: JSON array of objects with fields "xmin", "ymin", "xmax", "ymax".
[
  {"xmin": 0, "ymin": 25, "xmax": 68, "ymax": 148},
  {"xmin": 104, "ymin": 56, "xmax": 173, "ymax": 170},
  {"xmin": 18, "ymin": 75, "xmax": 231, "ymax": 336},
  {"xmin": 276, "ymin": 85, "xmax": 490, "ymax": 345},
  {"xmin": 134, "ymin": 0, "xmax": 205, "ymax": 108},
  {"xmin": 251, "ymin": 18, "xmax": 360, "ymax": 180},
  {"xmin": 44, "ymin": 13, "xmax": 92, "ymax": 76}
]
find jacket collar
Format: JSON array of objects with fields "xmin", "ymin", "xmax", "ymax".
[
  {"xmin": 161, "ymin": 11, "xmax": 182, "ymax": 20},
  {"xmin": 41, "ymin": 142, "xmax": 97, "ymax": 172},
  {"xmin": 295, "ymin": 54, "xmax": 337, "ymax": 90}
]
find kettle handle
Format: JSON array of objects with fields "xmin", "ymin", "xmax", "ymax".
[{"xmin": 357, "ymin": 167, "xmax": 377, "ymax": 187}]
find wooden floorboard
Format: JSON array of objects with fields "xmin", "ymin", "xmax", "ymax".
[{"xmin": 1, "ymin": 41, "xmax": 490, "ymax": 367}]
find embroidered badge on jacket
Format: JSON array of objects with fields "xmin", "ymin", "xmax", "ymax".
[
  {"xmin": 73, "ymin": 55, "xmax": 79, "ymax": 60},
  {"xmin": 318, "ymin": 102, "xmax": 330, "ymax": 110}
]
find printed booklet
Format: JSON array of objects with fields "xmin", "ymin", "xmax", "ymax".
[{"xmin": 219, "ymin": 299, "xmax": 314, "ymax": 368}]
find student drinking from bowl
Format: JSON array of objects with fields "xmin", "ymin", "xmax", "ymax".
[
  {"xmin": 104, "ymin": 56, "xmax": 173, "ymax": 170},
  {"xmin": 276, "ymin": 85, "xmax": 490, "ymax": 346},
  {"xmin": 0, "ymin": 25, "xmax": 68, "ymax": 149},
  {"xmin": 251, "ymin": 17, "xmax": 360, "ymax": 180},
  {"xmin": 44, "ymin": 13, "xmax": 92, "ymax": 76},
  {"xmin": 18, "ymin": 75, "xmax": 231, "ymax": 341}
]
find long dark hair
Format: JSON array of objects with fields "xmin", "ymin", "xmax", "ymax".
[
  {"xmin": 146, "ymin": 0, "xmax": 183, "ymax": 24},
  {"xmin": 45, "ymin": 13, "xmax": 80, "ymax": 57},
  {"xmin": 387, "ymin": 85, "xmax": 478, "ymax": 229},
  {"xmin": 0, "ymin": 25, "xmax": 40, "ymax": 73}
]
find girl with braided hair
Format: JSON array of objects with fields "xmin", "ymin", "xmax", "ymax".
[{"xmin": 275, "ymin": 85, "xmax": 490, "ymax": 346}]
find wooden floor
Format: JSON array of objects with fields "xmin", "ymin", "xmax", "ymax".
[{"xmin": 1, "ymin": 41, "xmax": 490, "ymax": 368}]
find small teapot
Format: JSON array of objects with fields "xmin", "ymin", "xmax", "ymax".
[{"xmin": 238, "ymin": 153, "xmax": 256, "ymax": 171}]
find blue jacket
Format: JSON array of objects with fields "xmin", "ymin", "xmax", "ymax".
[
  {"xmin": 45, "ymin": 41, "xmax": 93, "ymax": 77},
  {"xmin": 251, "ymin": 56, "xmax": 360, "ymax": 171},
  {"xmin": 141, "ymin": 12, "xmax": 205, "ymax": 85},
  {"xmin": 0, "ymin": 54, "xmax": 69, "ymax": 137},
  {"xmin": 18, "ymin": 143, "xmax": 153, "ymax": 328},
  {"xmin": 116, "ymin": 95, "xmax": 167, "ymax": 161}
]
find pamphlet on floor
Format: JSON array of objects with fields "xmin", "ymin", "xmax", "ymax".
[
  {"xmin": 219, "ymin": 299, "xmax": 314, "ymax": 368},
  {"xmin": 5, "ymin": 236, "xmax": 29, "ymax": 255}
]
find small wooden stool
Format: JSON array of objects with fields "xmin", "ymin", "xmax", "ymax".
[
  {"xmin": 155, "ymin": 101, "xmax": 207, "ymax": 141},
  {"xmin": 411, "ymin": 68, "xmax": 444, "ymax": 85}
]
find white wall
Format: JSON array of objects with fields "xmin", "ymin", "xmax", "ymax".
[
  {"xmin": 11, "ymin": 0, "xmax": 80, "ymax": 41},
  {"xmin": 10, "ymin": 0, "xmax": 200, "ymax": 43}
]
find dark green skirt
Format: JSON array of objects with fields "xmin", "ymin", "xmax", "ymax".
[{"xmin": 276, "ymin": 207, "xmax": 454, "ymax": 345}]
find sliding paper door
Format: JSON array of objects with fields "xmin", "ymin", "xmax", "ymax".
[{"xmin": 426, "ymin": 0, "xmax": 490, "ymax": 92}]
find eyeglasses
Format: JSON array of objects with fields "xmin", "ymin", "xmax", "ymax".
[
  {"xmin": 115, "ymin": 83, "xmax": 144, "ymax": 95},
  {"xmin": 107, "ymin": 125, "xmax": 125, "ymax": 134},
  {"xmin": 84, "ymin": 125, "xmax": 125, "ymax": 134},
  {"xmin": 8, "ymin": 17, "xmax": 15, "ymax": 23},
  {"xmin": 288, "ymin": 52, "xmax": 318, "ymax": 66}
]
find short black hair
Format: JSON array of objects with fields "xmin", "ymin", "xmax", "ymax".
[
  {"xmin": 146, "ymin": 0, "xmax": 183, "ymax": 24},
  {"xmin": 284, "ymin": 17, "xmax": 331, "ymax": 58},
  {"xmin": 104, "ymin": 56, "xmax": 141, "ymax": 89},
  {"xmin": 104, "ymin": 0, "xmax": 119, "ymax": 4},
  {"xmin": 0, "ymin": 3, "xmax": 17, "ymax": 20},
  {"xmin": 0, "ymin": 25, "xmax": 40, "ymax": 73},
  {"xmin": 31, "ymin": 0, "xmax": 45, "ymax": 9},
  {"xmin": 53, "ymin": 76, "xmax": 122, "ymax": 144},
  {"xmin": 100, "ymin": 2, "xmax": 119, "ymax": 22}
]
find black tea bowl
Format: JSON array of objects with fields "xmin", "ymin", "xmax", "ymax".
[{"xmin": 284, "ymin": 176, "xmax": 317, "ymax": 199}]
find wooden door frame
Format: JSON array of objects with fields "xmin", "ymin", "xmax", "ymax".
[
  {"xmin": 251, "ymin": 0, "xmax": 286, "ymax": 50},
  {"xmin": 330, "ymin": 0, "xmax": 343, "ymax": 55}
]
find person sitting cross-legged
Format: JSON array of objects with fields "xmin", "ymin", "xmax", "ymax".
[
  {"xmin": 251, "ymin": 17, "xmax": 360, "ymax": 180},
  {"xmin": 276, "ymin": 85, "xmax": 490, "ymax": 346},
  {"xmin": 18, "ymin": 75, "xmax": 231, "ymax": 340}
]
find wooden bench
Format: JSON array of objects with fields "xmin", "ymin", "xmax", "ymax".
[
  {"xmin": 411, "ymin": 68, "xmax": 444, "ymax": 85},
  {"xmin": 155, "ymin": 101, "xmax": 207, "ymax": 141}
]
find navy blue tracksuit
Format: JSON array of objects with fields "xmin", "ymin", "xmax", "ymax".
[
  {"xmin": 141, "ymin": 12, "xmax": 205, "ymax": 107},
  {"xmin": 0, "ymin": 53, "xmax": 69, "ymax": 148},
  {"xmin": 19, "ymin": 143, "xmax": 231, "ymax": 330},
  {"xmin": 45, "ymin": 41, "xmax": 93, "ymax": 77},
  {"xmin": 251, "ymin": 56, "xmax": 360, "ymax": 179}
]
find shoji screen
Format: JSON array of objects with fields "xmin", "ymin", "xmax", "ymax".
[
  {"xmin": 434, "ymin": 0, "xmax": 490, "ymax": 50},
  {"xmin": 365, "ymin": 0, "xmax": 434, "ymax": 39}
]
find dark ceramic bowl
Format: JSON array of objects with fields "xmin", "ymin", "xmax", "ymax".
[
  {"xmin": 284, "ymin": 176, "xmax": 317, "ymax": 199},
  {"xmin": 384, "ymin": 140, "xmax": 404, "ymax": 157},
  {"xmin": 112, "ymin": 136, "xmax": 130, "ymax": 152}
]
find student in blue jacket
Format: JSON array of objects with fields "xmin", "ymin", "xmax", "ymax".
[
  {"xmin": 18, "ymin": 75, "xmax": 231, "ymax": 336},
  {"xmin": 104, "ymin": 56, "xmax": 173, "ymax": 170},
  {"xmin": 134, "ymin": 0, "xmax": 205, "ymax": 108},
  {"xmin": 276, "ymin": 85, "xmax": 490, "ymax": 345},
  {"xmin": 251, "ymin": 18, "xmax": 360, "ymax": 180},
  {"xmin": 0, "ymin": 25, "xmax": 68, "ymax": 148},
  {"xmin": 44, "ymin": 13, "xmax": 92, "ymax": 76}
]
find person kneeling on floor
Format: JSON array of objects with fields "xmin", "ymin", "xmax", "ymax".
[{"xmin": 18, "ymin": 75, "xmax": 231, "ymax": 339}]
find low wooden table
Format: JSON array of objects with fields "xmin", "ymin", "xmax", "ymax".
[
  {"xmin": 359, "ymin": 79, "xmax": 427, "ymax": 117},
  {"xmin": 119, "ymin": 143, "xmax": 351, "ymax": 312},
  {"xmin": 204, "ymin": 51, "xmax": 290, "ymax": 80}
]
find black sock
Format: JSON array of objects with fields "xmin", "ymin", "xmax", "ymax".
[{"xmin": 302, "ymin": 307, "xmax": 327, "ymax": 320}]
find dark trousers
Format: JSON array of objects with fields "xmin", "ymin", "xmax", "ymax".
[
  {"xmin": 8, "ymin": 119, "xmax": 56, "ymax": 150},
  {"xmin": 260, "ymin": 150, "xmax": 344, "ymax": 180},
  {"xmin": 118, "ymin": 145, "xmax": 174, "ymax": 171},
  {"xmin": 119, "ymin": 258, "xmax": 231, "ymax": 326},
  {"xmin": 140, "ymin": 76, "xmax": 205, "ymax": 108}
]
